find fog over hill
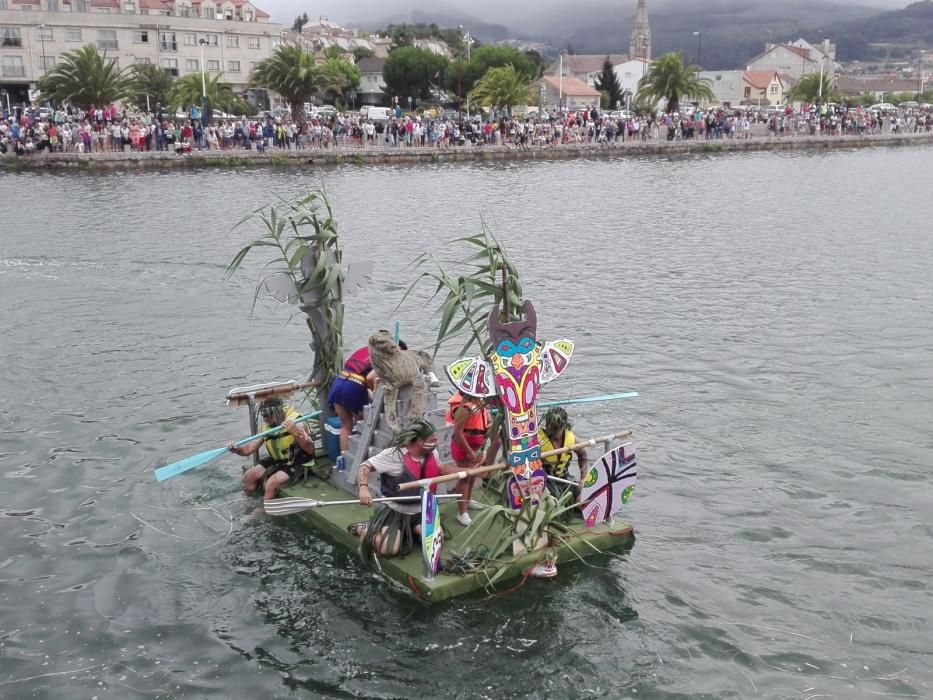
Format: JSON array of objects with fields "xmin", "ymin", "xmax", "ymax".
[{"xmin": 268, "ymin": 0, "xmax": 910, "ymax": 28}]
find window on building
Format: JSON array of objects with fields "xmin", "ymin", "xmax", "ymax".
[
  {"xmin": 203, "ymin": 6, "xmax": 214, "ymax": 18},
  {"xmin": 65, "ymin": 28, "xmax": 82, "ymax": 41},
  {"xmin": 160, "ymin": 31, "xmax": 177, "ymax": 51},
  {"xmin": 37, "ymin": 26, "xmax": 53, "ymax": 41},
  {"xmin": 0, "ymin": 0, "xmax": 8, "ymax": 9},
  {"xmin": 133, "ymin": 30, "xmax": 148, "ymax": 43},
  {"xmin": 179, "ymin": 5, "xmax": 190, "ymax": 16},
  {"xmin": 248, "ymin": 35, "xmax": 259, "ymax": 49},
  {"xmin": 224, "ymin": 9, "xmax": 233, "ymax": 20},
  {"xmin": 207, "ymin": 59, "xmax": 219, "ymax": 71},
  {"xmin": 227, "ymin": 60, "xmax": 240, "ymax": 72},
  {"xmin": 770, "ymin": 84, "xmax": 779, "ymax": 95},
  {"xmin": 744, "ymin": 86, "xmax": 751, "ymax": 98},
  {"xmin": 1, "ymin": 27, "xmax": 22, "ymax": 48},
  {"xmin": 98, "ymin": 29, "xmax": 118, "ymax": 50},
  {"xmin": 185, "ymin": 58, "xmax": 199, "ymax": 72},
  {"xmin": 95, "ymin": 7, "xmax": 112, "ymax": 12},
  {"xmin": 2, "ymin": 56, "xmax": 25, "ymax": 77},
  {"xmin": 226, "ymin": 34, "xmax": 238, "ymax": 48},
  {"xmin": 40, "ymin": 55, "xmax": 56, "ymax": 69},
  {"xmin": 205, "ymin": 33, "xmax": 218, "ymax": 46},
  {"xmin": 124, "ymin": 2, "xmax": 136, "ymax": 14},
  {"xmin": 161, "ymin": 58, "xmax": 177, "ymax": 75},
  {"xmin": 249, "ymin": 61, "xmax": 258, "ymax": 72},
  {"xmin": 184, "ymin": 32, "xmax": 196, "ymax": 46},
  {"xmin": 135, "ymin": 56, "xmax": 151, "ymax": 64}
]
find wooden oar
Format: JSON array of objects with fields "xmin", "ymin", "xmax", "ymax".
[
  {"xmin": 154, "ymin": 410, "xmax": 322, "ymax": 482},
  {"xmin": 263, "ymin": 493, "xmax": 462, "ymax": 517},
  {"xmin": 397, "ymin": 430, "xmax": 632, "ymax": 492}
]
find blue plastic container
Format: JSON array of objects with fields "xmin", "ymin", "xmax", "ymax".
[{"xmin": 324, "ymin": 415, "xmax": 342, "ymax": 461}]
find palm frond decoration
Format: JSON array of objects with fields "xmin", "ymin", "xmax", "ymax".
[
  {"xmin": 400, "ymin": 221, "xmax": 523, "ymax": 358},
  {"xmin": 226, "ymin": 189, "xmax": 344, "ymax": 413}
]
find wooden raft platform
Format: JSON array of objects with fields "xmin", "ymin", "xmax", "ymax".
[{"xmin": 279, "ymin": 469, "xmax": 635, "ymax": 603}]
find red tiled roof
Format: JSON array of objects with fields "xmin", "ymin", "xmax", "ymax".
[
  {"xmin": 743, "ymin": 70, "xmax": 779, "ymax": 89},
  {"xmin": 539, "ymin": 75, "xmax": 601, "ymax": 97}
]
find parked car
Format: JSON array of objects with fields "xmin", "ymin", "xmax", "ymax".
[
  {"xmin": 869, "ymin": 102, "xmax": 897, "ymax": 113},
  {"xmin": 609, "ymin": 109, "xmax": 634, "ymax": 120}
]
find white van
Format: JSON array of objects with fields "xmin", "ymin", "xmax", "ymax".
[{"xmin": 362, "ymin": 106, "xmax": 391, "ymax": 122}]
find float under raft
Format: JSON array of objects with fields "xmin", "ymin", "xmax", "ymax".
[{"xmin": 279, "ymin": 471, "xmax": 636, "ymax": 603}]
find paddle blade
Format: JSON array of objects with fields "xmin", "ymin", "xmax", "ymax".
[
  {"xmin": 263, "ymin": 497, "xmax": 322, "ymax": 516},
  {"xmin": 154, "ymin": 447, "xmax": 229, "ymax": 482}
]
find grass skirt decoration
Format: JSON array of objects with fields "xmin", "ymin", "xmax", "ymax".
[{"xmin": 360, "ymin": 505, "xmax": 417, "ymax": 568}]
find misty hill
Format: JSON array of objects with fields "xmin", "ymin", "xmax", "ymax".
[
  {"xmin": 819, "ymin": 1, "xmax": 933, "ymax": 58},
  {"xmin": 549, "ymin": 0, "xmax": 879, "ymax": 69},
  {"xmin": 359, "ymin": 8, "xmax": 513, "ymax": 42}
]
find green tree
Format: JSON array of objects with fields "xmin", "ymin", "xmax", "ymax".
[
  {"xmin": 594, "ymin": 56, "xmax": 624, "ymax": 109},
  {"xmin": 383, "ymin": 46, "xmax": 448, "ymax": 105},
  {"xmin": 523, "ymin": 49, "xmax": 548, "ymax": 80},
  {"xmin": 319, "ymin": 56, "xmax": 361, "ymax": 105},
  {"xmin": 292, "ymin": 12, "xmax": 309, "ymax": 33},
  {"xmin": 37, "ymin": 44, "xmax": 130, "ymax": 110},
  {"xmin": 352, "ymin": 46, "xmax": 374, "ymax": 62},
  {"xmin": 787, "ymin": 72, "xmax": 840, "ymax": 103},
  {"xmin": 449, "ymin": 45, "xmax": 536, "ymax": 96},
  {"xmin": 468, "ymin": 64, "xmax": 535, "ymax": 116},
  {"xmin": 127, "ymin": 63, "xmax": 175, "ymax": 113},
  {"xmin": 250, "ymin": 43, "xmax": 329, "ymax": 129},
  {"xmin": 635, "ymin": 52, "xmax": 714, "ymax": 114},
  {"xmin": 169, "ymin": 72, "xmax": 251, "ymax": 115}
]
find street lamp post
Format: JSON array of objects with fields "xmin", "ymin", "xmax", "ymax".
[
  {"xmin": 559, "ymin": 52, "xmax": 563, "ymax": 111},
  {"xmin": 38, "ymin": 24, "xmax": 47, "ymax": 76},
  {"xmin": 919, "ymin": 50, "xmax": 925, "ymax": 98},
  {"xmin": 693, "ymin": 31, "xmax": 702, "ymax": 71},
  {"xmin": 198, "ymin": 38, "xmax": 209, "ymax": 126}
]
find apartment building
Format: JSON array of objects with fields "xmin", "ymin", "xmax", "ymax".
[{"xmin": 0, "ymin": 0, "xmax": 283, "ymax": 104}]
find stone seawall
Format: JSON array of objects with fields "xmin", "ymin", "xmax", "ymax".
[{"xmin": 4, "ymin": 132, "xmax": 933, "ymax": 171}]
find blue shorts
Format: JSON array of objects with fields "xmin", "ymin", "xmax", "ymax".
[{"xmin": 327, "ymin": 376, "xmax": 369, "ymax": 414}]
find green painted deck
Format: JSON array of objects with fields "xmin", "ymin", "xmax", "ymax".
[{"xmin": 280, "ymin": 473, "xmax": 635, "ymax": 603}]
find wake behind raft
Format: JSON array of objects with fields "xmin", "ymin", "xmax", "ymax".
[{"xmin": 158, "ymin": 300, "xmax": 639, "ymax": 602}]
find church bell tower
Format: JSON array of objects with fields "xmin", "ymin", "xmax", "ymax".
[{"xmin": 629, "ymin": 0, "xmax": 652, "ymax": 61}]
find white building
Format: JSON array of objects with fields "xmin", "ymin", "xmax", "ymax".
[
  {"xmin": 1, "ymin": 0, "xmax": 281, "ymax": 104},
  {"xmin": 612, "ymin": 57, "xmax": 650, "ymax": 96}
]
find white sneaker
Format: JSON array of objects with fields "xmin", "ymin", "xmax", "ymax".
[
  {"xmin": 456, "ymin": 512, "xmax": 472, "ymax": 527},
  {"xmin": 468, "ymin": 500, "xmax": 485, "ymax": 511},
  {"xmin": 529, "ymin": 561, "xmax": 558, "ymax": 578}
]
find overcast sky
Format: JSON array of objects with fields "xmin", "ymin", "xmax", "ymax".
[{"xmin": 263, "ymin": 0, "xmax": 914, "ymax": 28}]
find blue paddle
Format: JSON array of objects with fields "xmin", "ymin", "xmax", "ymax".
[
  {"xmin": 154, "ymin": 410, "xmax": 322, "ymax": 482},
  {"xmin": 484, "ymin": 391, "xmax": 640, "ymax": 415}
]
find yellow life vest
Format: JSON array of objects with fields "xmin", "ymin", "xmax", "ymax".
[
  {"xmin": 537, "ymin": 428, "xmax": 577, "ymax": 478},
  {"xmin": 263, "ymin": 406, "xmax": 303, "ymax": 463}
]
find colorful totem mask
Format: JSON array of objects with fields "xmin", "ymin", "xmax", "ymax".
[{"xmin": 445, "ymin": 301, "xmax": 574, "ymax": 508}]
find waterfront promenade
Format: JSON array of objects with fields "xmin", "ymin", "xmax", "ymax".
[{"xmin": 4, "ymin": 130, "xmax": 933, "ymax": 170}]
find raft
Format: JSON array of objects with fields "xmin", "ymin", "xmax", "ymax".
[{"xmin": 279, "ymin": 470, "xmax": 635, "ymax": 603}]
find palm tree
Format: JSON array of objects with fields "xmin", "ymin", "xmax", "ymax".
[
  {"xmin": 468, "ymin": 64, "xmax": 535, "ymax": 117},
  {"xmin": 635, "ymin": 52, "xmax": 714, "ymax": 114},
  {"xmin": 38, "ymin": 44, "xmax": 130, "ymax": 110},
  {"xmin": 127, "ymin": 63, "xmax": 175, "ymax": 113},
  {"xmin": 169, "ymin": 72, "xmax": 250, "ymax": 115},
  {"xmin": 787, "ymin": 72, "xmax": 840, "ymax": 103},
  {"xmin": 250, "ymin": 43, "xmax": 328, "ymax": 129}
]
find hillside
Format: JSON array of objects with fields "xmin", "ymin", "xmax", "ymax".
[{"xmin": 825, "ymin": 0, "xmax": 933, "ymax": 58}]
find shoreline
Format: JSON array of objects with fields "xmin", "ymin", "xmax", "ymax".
[{"xmin": 3, "ymin": 132, "xmax": 933, "ymax": 171}]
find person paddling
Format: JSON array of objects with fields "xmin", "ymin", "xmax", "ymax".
[
  {"xmin": 227, "ymin": 397, "xmax": 317, "ymax": 501},
  {"xmin": 348, "ymin": 420, "xmax": 459, "ymax": 564},
  {"xmin": 537, "ymin": 407, "xmax": 588, "ymax": 501}
]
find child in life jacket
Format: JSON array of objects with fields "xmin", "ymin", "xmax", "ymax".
[{"xmin": 447, "ymin": 391, "xmax": 495, "ymax": 526}]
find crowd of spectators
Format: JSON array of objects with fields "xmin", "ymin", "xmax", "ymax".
[{"xmin": 3, "ymin": 101, "xmax": 932, "ymax": 157}]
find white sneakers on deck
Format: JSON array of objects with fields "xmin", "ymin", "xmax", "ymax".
[
  {"xmin": 456, "ymin": 512, "xmax": 473, "ymax": 527},
  {"xmin": 529, "ymin": 561, "xmax": 558, "ymax": 578},
  {"xmin": 467, "ymin": 500, "xmax": 485, "ymax": 511}
]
